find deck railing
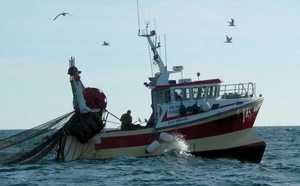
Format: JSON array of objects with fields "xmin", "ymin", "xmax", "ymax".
[{"xmin": 219, "ymin": 82, "xmax": 256, "ymax": 99}]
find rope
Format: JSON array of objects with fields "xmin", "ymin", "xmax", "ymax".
[
  {"xmin": 106, "ymin": 120, "xmax": 121, "ymax": 125},
  {"xmin": 105, "ymin": 109, "xmax": 120, "ymax": 120}
]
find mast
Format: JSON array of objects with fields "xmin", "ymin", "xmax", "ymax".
[
  {"xmin": 137, "ymin": 21, "xmax": 166, "ymax": 72},
  {"xmin": 136, "ymin": 1, "xmax": 182, "ymax": 87},
  {"xmin": 67, "ymin": 57, "xmax": 91, "ymax": 113},
  {"xmin": 138, "ymin": 27, "xmax": 170, "ymax": 86}
]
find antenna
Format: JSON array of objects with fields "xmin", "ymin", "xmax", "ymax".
[
  {"xmin": 158, "ymin": 35, "xmax": 161, "ymax": 59},
  {"xmin": 164, "ymin": 34, "xmax": 167, "ymax": 68},
  {"xmin": 154, "ymin": 18, "xmax": 156, "ymax": 32},
  {"xmin": 136, "ymin": 0, "xmax": 141, "ymax": 33}
]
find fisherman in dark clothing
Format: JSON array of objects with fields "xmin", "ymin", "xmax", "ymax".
[
  {"xmin": 120, "ymin": 110, "xmax": 144, "ymax": 130},
  {"xmin": 120, "ymin": 110, "xmax": 132, "ymax": 130}
]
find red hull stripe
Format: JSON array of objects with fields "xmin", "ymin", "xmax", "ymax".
[
  {"xmin": 96, "ymin": 133, "xmax": 157, "ymax": 149},
  {"xmin": 95, "ymin": 110, "xmax": 260, "ymax": 150}
]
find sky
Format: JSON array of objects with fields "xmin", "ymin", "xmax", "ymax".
[{"xmin": 0, "ymin": 0, "xmax": 299, "ymax": 129}]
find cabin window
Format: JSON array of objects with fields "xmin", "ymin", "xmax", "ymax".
[
  {"xmin": 193, "ymin": 87, "xmax": 206, "ymax": 99},
  {"xmin": 207, "ymin": 86, "xmax": 217, "ymax": 98},
  {"xmin": 174, "ymin": 89, "xmax": 183, "ymax": 101},
  {"xmin": 155, "ymin": 90, "xmax": 164, "ymax": 103},
  {"xmin": 154, "ymin": 89, "xmax": 170, "ymax": 104},
  {"xmin": 174, "ymin": 88, "xmax": 190, "ymax": 101},
  {"xmin": 184, "ymin": 88, "xmax": 191, "ymax": 100}
]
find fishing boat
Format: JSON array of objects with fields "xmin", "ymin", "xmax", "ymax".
[{"xmin": 55, "ymin": 25, "xmax": 266, "ymax": 163}]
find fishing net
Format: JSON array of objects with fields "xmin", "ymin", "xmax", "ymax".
[{"xmin": 0, "ymin": 111, "xmax": 80, "ymax": 164}]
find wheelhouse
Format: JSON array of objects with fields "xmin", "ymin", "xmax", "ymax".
[
  {"xmin": 152, "ymin": 79, "xmax": 222, "ymax": 104},
  {"xmin": 151, "ymin": 78, "xmax": 257, "ymax": 124}
]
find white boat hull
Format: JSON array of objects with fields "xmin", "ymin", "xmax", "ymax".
[{"xmin": 57, "ymin": 99, "xmax": 265, "ymax": 163}]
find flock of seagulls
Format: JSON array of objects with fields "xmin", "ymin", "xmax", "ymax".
[
  {"xmin": 225, "ymin": 18, "xmax": 235, "ymax": 43},
  {"xmin": 53, "ymin": 12, "xmax": 110, "ymax": 47},
  {"xmin": 53, "ymin": 12, "xmax": 233, "ymax": 46}
]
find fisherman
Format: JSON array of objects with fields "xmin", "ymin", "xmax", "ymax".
[
  {"xmin": 120, "ymin": 110, "xmax": 132, "ymax": 130},
  {"xmin": 175, "ymin": 92, "xmax": 182, "ymax": 100}
]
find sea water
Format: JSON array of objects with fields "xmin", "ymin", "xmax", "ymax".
[{"xmin": 0, "ymin": 126, "xmax": 299, "ymax": 186}]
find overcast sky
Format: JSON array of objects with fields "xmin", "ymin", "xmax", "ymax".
[{"xmin": 1, "ymin": 0, "xmax": 299, "ymax": 129}]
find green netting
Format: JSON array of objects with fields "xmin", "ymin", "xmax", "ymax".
[{"xmin": 0, "ymin": 111, "xmax": 80, "ymax": 164}]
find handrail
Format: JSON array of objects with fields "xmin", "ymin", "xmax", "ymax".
[{"xmin": 219, "ymin": 82, "xmax": 256, "ymax": 99}]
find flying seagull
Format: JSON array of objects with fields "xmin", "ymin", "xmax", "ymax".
[
  {"xmin": 225, "ymin": 35, "xmax": 232, "ymax": 43},
  {"xmin": 53, "ymin": 12, "xmax": 74, "ymax": 21},
  {"xmin": 102, "ymin": 41, "xmax": 109, "ymax": 46},
  {"xmin": 228, "ymin": 18, "xmax": 235, "ymax": 26}
]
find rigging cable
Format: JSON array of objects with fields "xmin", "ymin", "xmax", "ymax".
[{"xmin": 164, "ymin": 33, "xmax": 168, "ymax": 68}]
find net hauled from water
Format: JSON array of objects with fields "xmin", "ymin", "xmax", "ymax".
[{"xmin": 0, "ymin": 111, "xmax": 80, "ymax": 164}]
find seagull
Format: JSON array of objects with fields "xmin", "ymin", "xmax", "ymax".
[
  {"xmin": 225, "ymin": 35, "xmax": 232, "ymax": 43},
  {"xmin": 102, "ymin": 41, "xmax": 109, "ymax": 46},
  {"xmin": 53, "ymin": 12, "xmax": 74, "ymax": 21},
  {"xmin": 228, "ymin": 18, "xmax": 235, "ymax": 26}
]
